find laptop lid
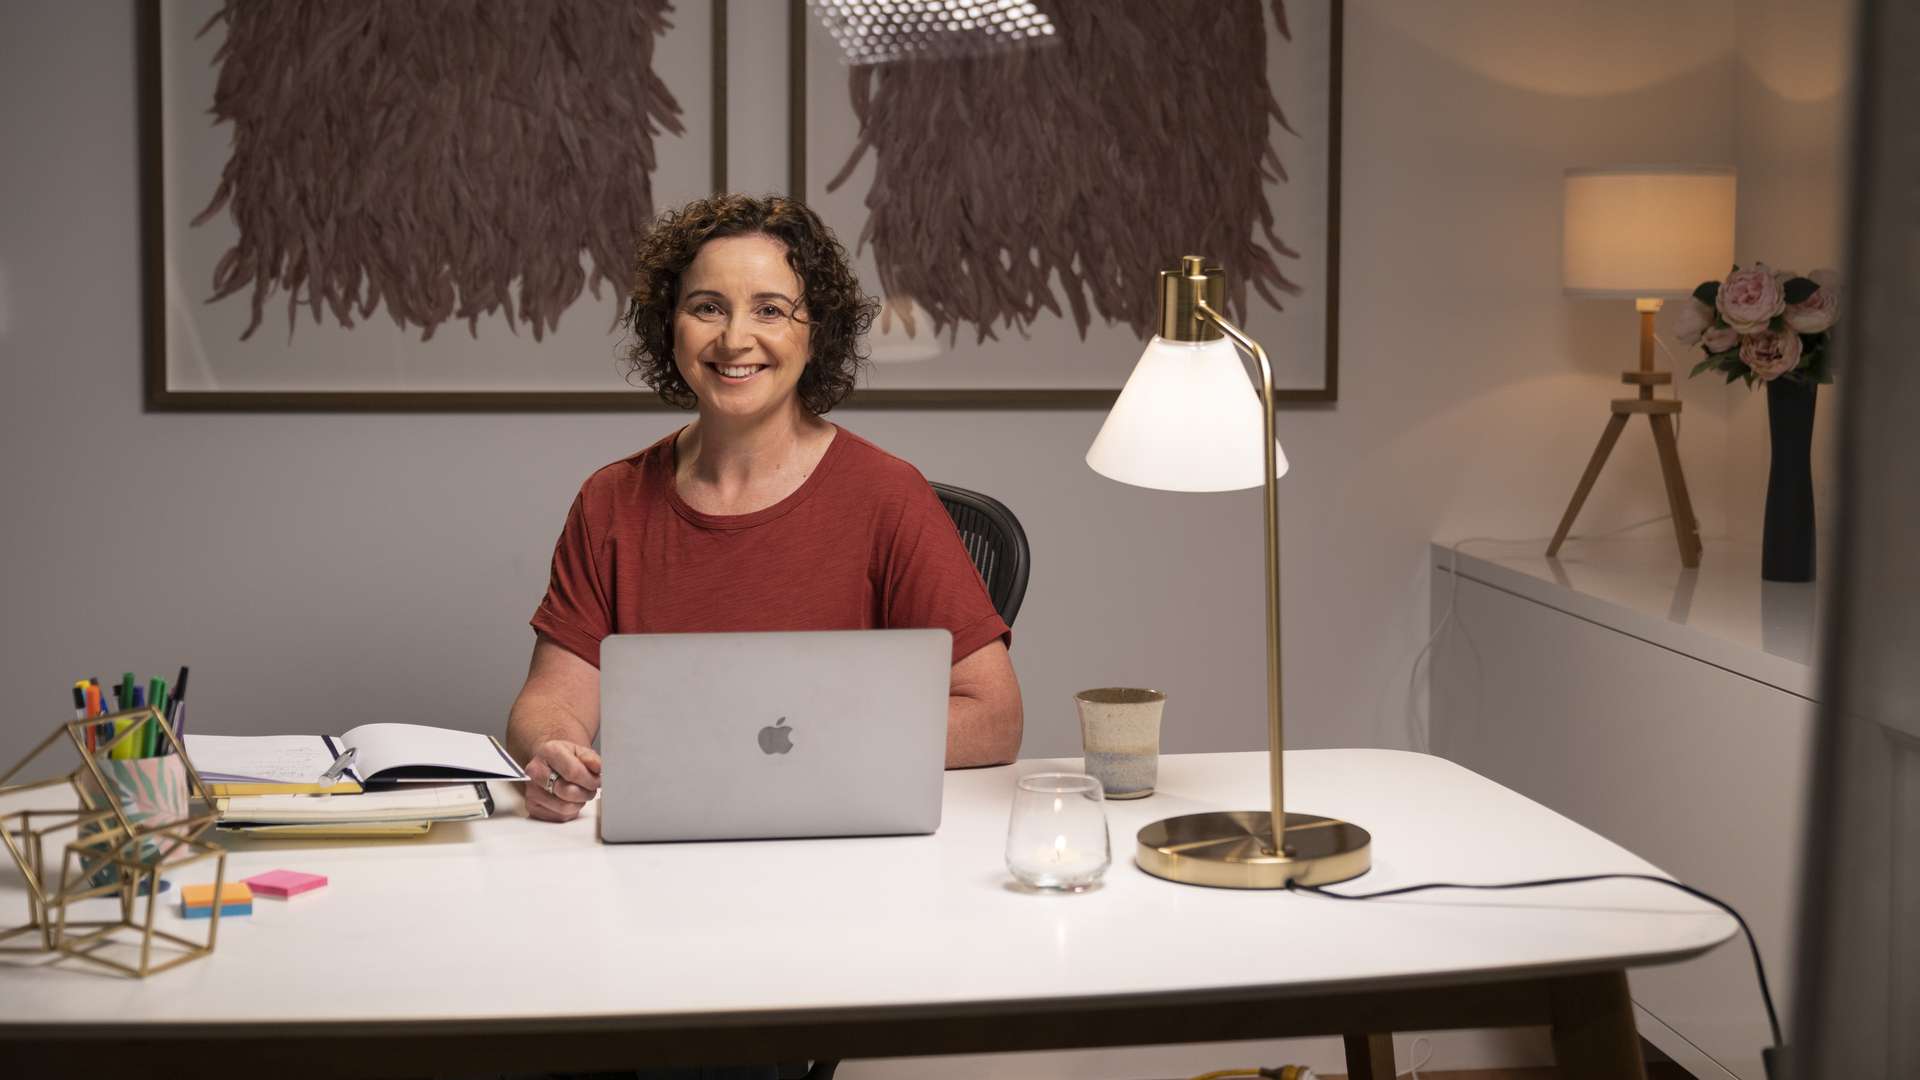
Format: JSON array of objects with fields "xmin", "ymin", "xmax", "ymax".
[{"xmin": 598, "ymin": 629, "xmax": 951, "ymax": 843}]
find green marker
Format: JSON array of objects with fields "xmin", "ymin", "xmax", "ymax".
[{"xmin": 145, "ymin": 678, "xmax": 164, "ymax": 755}]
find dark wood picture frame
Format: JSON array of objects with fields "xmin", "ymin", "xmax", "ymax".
[{"xmin": 141, "ymin": 0, "xmax": 1339, "ymax": 412}]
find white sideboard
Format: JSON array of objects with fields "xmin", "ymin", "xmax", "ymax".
[{"xmin": 1428, "ymin": 536, "xmax": 1818, "ymax": 1080}]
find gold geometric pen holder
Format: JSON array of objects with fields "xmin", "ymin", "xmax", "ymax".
[{"xmin": 0, "ymin": 707, "xmax": 225, "ymax": 977}]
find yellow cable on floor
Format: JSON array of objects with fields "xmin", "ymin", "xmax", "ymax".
[{"xmin": 1175, "ymin": 1060, "xmax": 1313, "ymax": 1068}]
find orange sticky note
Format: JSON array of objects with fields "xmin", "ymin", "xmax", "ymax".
[{"xmin": 181, "ymin": 882, "xmax": 252, "ymax": 909}]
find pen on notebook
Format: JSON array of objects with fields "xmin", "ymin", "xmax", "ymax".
[{"xmin": 318, "ymin": 746, "xmax": 358, "ymax": 785}]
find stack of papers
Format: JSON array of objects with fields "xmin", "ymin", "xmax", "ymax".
[{"xmin": 214, "ymin": 782, "xmax": 494, "ymax": 837}]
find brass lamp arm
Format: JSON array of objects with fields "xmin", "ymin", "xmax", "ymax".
[{"xmin": 1194, "ymin": 298, "xmax": 1287, "ymax": 855}]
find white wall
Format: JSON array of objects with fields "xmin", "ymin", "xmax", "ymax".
[
  {"xmin": 1724, "ymin": 0, "xmax": 1854, "ymax": 541},
  {"xmin": 0, "ymin": 1, "xmax": 1742, "ymax": 776},
  {"xmin": 1, "ymin": 2, "xmax": 1826, "ymax": 1072}
]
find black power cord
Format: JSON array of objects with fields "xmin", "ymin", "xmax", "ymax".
[{"xmin": 1287, "ymin": 873, "xmax": 1785, "ymax": 1072}]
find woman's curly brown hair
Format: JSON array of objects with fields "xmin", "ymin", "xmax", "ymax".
[{"xmin": 623, "ymin": 194, "xmax": 879, "ymax": 413}]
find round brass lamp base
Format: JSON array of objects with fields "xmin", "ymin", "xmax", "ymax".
[{"xmin": 1136, "ymin": 811, "xmax": 1372, "ymax": 889}]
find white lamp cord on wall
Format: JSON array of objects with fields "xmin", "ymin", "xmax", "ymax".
[{"xmin": 1406, "ymin": 513, "xmax": 1680, "ymax": 753}]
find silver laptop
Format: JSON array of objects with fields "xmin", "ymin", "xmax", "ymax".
[{"xmin": 598, "ymin": 629, "xmax": 951, "ymax": 843}]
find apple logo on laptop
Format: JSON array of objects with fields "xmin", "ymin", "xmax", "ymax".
[{"xmin": 757, "ymin": 717, "xmax": 794, "ymax": 755}]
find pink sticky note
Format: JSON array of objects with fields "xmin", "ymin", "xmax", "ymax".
[{"xmin": 243, "ymin": 869, "xmax": 328, "ymax": 898}]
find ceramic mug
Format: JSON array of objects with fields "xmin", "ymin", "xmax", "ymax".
[{"xmin": 1075, "ymin": 687, "xmax": 1166, "ymax": 799}]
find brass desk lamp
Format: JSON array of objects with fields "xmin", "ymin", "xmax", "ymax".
[{"xmin": 1086, "ymin": 257, "xmax": 1370, "ymax": 889}]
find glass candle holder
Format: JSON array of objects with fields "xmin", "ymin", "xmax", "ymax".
[{"xmin": 1005, "ymin": 772, "xmax": 1111, "ymax": 890}]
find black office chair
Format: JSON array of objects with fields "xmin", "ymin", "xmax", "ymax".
[{"xmin": 931, "ymin": 481, "xmax": 1031, "ymax": 628}]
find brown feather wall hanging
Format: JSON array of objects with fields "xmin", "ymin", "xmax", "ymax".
[
  {"xmin": 823, "ymin": 0, "xmax": 1301, "ymax": 344},
  {"xmin": 193, "ymin": 0, "xmax": 683, "ymax": 343}
]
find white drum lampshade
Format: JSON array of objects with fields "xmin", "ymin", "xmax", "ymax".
[
  {"xmin": 1563, "ymin": 167, "xmax": 1737, "ymax": 298},
  {"xmin": 1085, "ymin": 335, "xmax": 1288, "ymax": 493}
]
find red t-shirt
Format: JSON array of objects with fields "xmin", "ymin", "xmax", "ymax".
[{"xmin": 531, "ymin": 425, "xmax": 1011, "ymax": 669}]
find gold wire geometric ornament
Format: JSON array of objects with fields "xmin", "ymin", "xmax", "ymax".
[{"xmin": 0, "ymin": 707, "xmax": 225, "ymax": 976}]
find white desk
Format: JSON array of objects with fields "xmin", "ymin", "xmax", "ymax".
[{"xmin": 0, "ymin": 750, "xmax": 1735, "ymax": 1078}]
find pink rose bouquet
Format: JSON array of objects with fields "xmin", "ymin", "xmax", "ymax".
[{"xmin": 1685, "ymin": 262, "xmax": 1839, "ymax": 386}]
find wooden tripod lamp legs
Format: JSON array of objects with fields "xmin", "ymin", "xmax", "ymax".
[
  {"xmin": 1648, "ymin": 413, "xmax": 1703, "ymax": 566},
  {"xmin": 1546, "ymin": 403, "xmax": 1702, "ymax": 568},
  {"xmin": 1547, "ymin": 413, "xmax": 1629, "ymax": 558}
]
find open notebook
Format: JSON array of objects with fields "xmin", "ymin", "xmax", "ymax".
[{"xmin": 186, "ymin": 723, "xmax": 528, "ymax": 795}]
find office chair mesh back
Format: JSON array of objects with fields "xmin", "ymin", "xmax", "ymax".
[{"xmin": 930, "ymin": 482, "xmax": 1031, "ymax": 628}]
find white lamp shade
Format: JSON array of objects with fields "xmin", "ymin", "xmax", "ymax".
[
  {"xmin": 1086, "ymin": 336, "xmax": 1287, "ymax": 493},
  {"xmin": 1563, "ymin": 167, "xmax": 1736, "ymax": 298}
]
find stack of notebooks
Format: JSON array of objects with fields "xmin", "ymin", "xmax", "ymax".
[
  {"xmin": 214, "ymin": 784, "xmax": 495, "ymax": 837},
  {"xmin": 185, "ymin": 723, "xmax": 528, "ymax": 837}
]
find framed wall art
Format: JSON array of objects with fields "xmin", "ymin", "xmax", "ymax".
[
  {"xmin": 141, "ymin": 0, "xmax": 726, "ymax": 410},
  {"xmin": 800, "ymin": 0, "xmax": 1343, "ymax": 407}
]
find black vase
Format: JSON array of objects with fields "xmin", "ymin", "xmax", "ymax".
[{"xmin": 1762, "ymin": 378, "xmax": 1817, "ymax": 582}]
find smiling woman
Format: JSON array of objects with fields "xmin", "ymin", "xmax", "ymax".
[
  {"xmin": 625, "ymin": 194, "xmax": 875, "ymax": 414},
  {"xmin": 504, "ymin": 194, "xmax": 1025, "ymax": 827}
]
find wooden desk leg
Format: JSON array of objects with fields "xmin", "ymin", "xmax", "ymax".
[
  {"xmin": 1342, "ymin": 1032, "xmax": 1395, "ymax": 1080},
  {"xmin": 1548, "ymin": 971, "xmax": 1647, "ymax": 1080},
  {"xmin": 1547, "ymin": 414, "xmax": 1630, "ymax": 557}
]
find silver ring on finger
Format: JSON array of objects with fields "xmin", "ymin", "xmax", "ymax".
[{"xmin": 544, "ymin": 767, "xmax": 559, "ymax": 796}]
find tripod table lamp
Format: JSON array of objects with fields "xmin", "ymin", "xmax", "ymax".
[
  {"xmin": 1550, "ymin": 166, "xmax": 1737, "ymax": 568},
  {"xmin": 1085, "ymin": 256, "xmax": 1371, "ymax": 890}
]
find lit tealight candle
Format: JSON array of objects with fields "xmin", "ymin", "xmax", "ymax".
[{"xmin": 1006, "ymin": 775, "xmax": 1112, "ymax": 890}]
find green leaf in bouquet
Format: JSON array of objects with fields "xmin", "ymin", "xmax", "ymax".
[
  {"xmin": 1692, "ymin": 280, "xmax": 1720, "ymax": 306},
  {"xmin": 1690, "ymin": 356, "xmax": 1718, "ymax": 377},
  {"xmin": 1783, "ymin": 277, "xmax": 1819, "ymax": 304}
]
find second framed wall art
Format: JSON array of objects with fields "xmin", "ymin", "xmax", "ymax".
[{"xmin": 800, "ymin": 0, "xmax": 1343, "ymax": 407}]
